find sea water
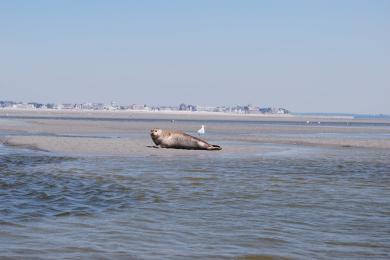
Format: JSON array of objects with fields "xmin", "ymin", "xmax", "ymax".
[{"xmin": 0, "ymin": 119, "xmax": 389, "ymax": 259}]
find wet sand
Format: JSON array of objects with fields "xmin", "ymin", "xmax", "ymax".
[{"xmin": 0, "ymin": 111, "xmax": 389, "ymax": 156}]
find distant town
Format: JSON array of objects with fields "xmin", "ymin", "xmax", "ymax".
[{"xmin": 0, "ymin": 100, "xmax": 290, "ymax": 115}]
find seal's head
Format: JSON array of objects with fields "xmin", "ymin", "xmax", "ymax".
[
  {"xmin": 150, "ymin": 128, "xmax": 162, "ymax": 138},
  {"xmin": 150, "ymin": 128, "xmax": 164, "ymax": 145}
]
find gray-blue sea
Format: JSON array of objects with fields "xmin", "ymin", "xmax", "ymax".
[{"xmin": 1, "ymin": 117, "xmax": 390, "ymax": 259}]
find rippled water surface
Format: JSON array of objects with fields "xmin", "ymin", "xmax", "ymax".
[{"xmin": 1, "ymin": 120, "xmax": 390, "ymax": 259}]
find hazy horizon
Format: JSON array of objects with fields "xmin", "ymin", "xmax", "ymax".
[{"xmin": 1, "ymin": 1, "xmax": 389, "ymax": 114}]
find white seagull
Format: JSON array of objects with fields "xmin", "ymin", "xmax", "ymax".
[{"xmin": 197, "ymin": 125, "xmax": 205, "ymax": 136}]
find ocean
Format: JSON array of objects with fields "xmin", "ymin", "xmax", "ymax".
[{"xmin": 0, "ymin": 117, "xmax": 389, "ymax": 259}]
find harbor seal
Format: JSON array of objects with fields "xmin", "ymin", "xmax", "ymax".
[{"xmin": 150, "ymin": 129, "xmax": 222, "ymax": 151}]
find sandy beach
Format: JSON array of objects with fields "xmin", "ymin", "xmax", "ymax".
[{"xmin": 1, "ymin": 110, "xmax": 389, "ymax": 156}]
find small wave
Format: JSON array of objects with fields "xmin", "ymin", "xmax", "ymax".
[
  {"xmin": 54, "ymin": 211, "xmax": 94, "ymax": 217},
  {"xmin": 0, "ymin": 220, "xmax": 24, "ymax": 227},
  {"xmin": 236, "ymin": 254, "xmax": 293, "ymax": 260}
]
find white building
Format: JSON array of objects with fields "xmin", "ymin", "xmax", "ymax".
[{"xmin": 196, "ymin": 106, "xmax": 216, "ymax": 112}]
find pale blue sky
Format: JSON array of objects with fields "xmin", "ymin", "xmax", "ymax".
[{"xmin": 1, "ymin": 1, "xmax": 389, "ymax": 113}]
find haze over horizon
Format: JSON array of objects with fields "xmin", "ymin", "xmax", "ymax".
[{"xmin": 1, "ymin": 1, "xmax": 389, "ymax": 114}]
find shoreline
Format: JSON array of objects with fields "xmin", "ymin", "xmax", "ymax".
[{"xmin": 2, "ymin": 108, "xmax": 387, "ymax": 124}]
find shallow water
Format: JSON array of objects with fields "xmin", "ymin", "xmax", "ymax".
[{"xmin": 1, "ymin": 119, "xmax": 390, "ymax": 259}]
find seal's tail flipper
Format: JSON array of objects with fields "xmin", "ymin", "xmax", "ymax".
[
  {"xmin": 146, "ymin": 145, "xmax": 160, "ymax": 149},
  {"xmin": 208, "ymin": 144, "xmax": 222, "ymax": 151}
]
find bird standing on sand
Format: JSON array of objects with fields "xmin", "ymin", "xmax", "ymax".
[{"xmin": 197, "ymin": 125, "xmax": 205, "ymax": 136}]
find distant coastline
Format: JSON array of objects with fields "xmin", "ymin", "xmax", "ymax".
[
  {"xmin": 0, "ymin": 100, "xmax": 290, "ymax": 116},
  {"xmin": 0, "ymin": 107, "xmax": 295, "ymax": 119},
  {"xmin": 2, "ymin": 100, "xmax": 388, "ymax": 121}
]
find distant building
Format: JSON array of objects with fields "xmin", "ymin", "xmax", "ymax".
[
  {"xmin": 277, "ymin": 108, "xmax": 289, "ymax": 114},
  {"xmin": 110, "ymin": 101, "xmax": 118, "ymax": 108},
  {"xmin": 28, "ymin": 102, "xmax": 44, "ymax": 109},
  {"xmin": 179, "ymin": 103, "xmax": 196, "ymax": 111},
  {"xmin": 59, "ymin": 103, "xmax": 74, "ymax": 109},
  {"xmin": 196, "ymin": 106, "xmax": 216, "ymax": 112},
  {"xmin": 92, "ymin": 103, "xmax": 104, "ymax": 110},
  {"xmin": 259, "ymin": 107, "xmax": 289, "ymax": 114},
  {"xmin": 179, "ymin": 103, "xmax": 187, "ymax": 111},
  {"xmin": 74, "ymin": 104, "xmax": 83, "ymax": 110},
  {"xmin": 12, "ymin": 103, "xmax": 35, "ymax": 109},
  {"xmin": 244, "ymin": 105, "xmax": 262, "ymax": 114},
  {"xmin": 214, "ymin": 106, "xmax": 226, "ymax": 112},
  {"xmin": 230, "ymin": 105, "xmax": 245, "ymax": 114},
  {"xmin": 80, "ymin": 103, "xmax": 94, "ymax": 110},
  {"xmin": 46, "ymin": 103, "xmax": 56, "ymax": 109},
  {"xmin": 159, "ymin": 106, "xmax": 177, "ymax": 111},
  {"xmin": 130, "ymin": 104, "xmax": 150, "ymax": 111},
  {"xmin": 0, "ymin": 101, "xmax": 15, "ymax": 108}
]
